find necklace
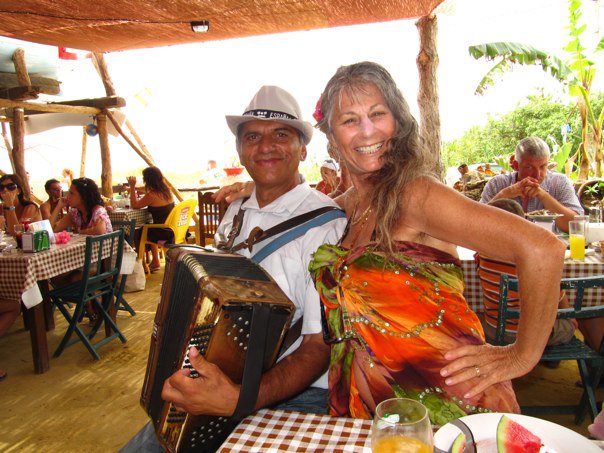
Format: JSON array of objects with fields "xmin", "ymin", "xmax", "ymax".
[{"xmin": 350, "ymin": 202, "xmax": 373, "ymax": 226}]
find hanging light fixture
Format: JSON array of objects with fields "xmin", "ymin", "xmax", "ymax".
[{"xmin": 190, "ymin": 21, "xmax": 210, "ymax": 33}]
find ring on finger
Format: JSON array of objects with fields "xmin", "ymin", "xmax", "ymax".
[{"xmin": 474, "ymin": 365, "xmax": 481, "ymax": 377}]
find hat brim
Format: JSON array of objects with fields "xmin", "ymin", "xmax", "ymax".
[{"xmin": 226, "ymin": 115, "xmax": 313, "ymax": 145}]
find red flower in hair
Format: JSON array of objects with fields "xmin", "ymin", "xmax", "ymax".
[{"xmin": 312, "ymin": 95, "xmax": 324, "ymax": 123}]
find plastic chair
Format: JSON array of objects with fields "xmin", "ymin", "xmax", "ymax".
[
  {"xmin": 138, "ymin": 199, "xmax": 197, "ymax": 273},
  {"xmin": 48, "ymin": 230, "xmax": 127, "ymax": 360},
  {"xmin": 198, "ymin": 191, "xmax": 227, "ymax": 245},
  {"xmin": 495, "ymin": 274, "xmax": 604, "ymax": 423},
  {"xmin": 110, "ymin": 219, "xmax": 137, "ymax": 316}
]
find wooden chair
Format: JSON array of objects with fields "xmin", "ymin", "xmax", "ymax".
[
  {"xmin": 198, "ymin": 191, "xmax": 227, "ymax": 246},
  {"xmin": 48, "ymin": 230, "xmax": 127, "ymax": 360},
  {"xmin": 495, "ymin": 274, "xmax": 604, "ymax": 423},
  {"xmin": 138, "ymin": 199, "xmax": 198, "ymax": 273},
  {"xmin": 110, "ymin": 219, "xmax": 137, "ymax": 316}
]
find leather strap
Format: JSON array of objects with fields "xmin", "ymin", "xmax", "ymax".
[{"xmin": 278, "ymin": 316, "xmax": 303, "ymax": 358}]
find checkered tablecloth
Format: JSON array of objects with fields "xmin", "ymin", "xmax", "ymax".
[
  {"xmin": 218, "ymin": 409, "xmax": 372, "ymax": 452},
  {"xmin": 108, "ymin": 208, "xmax": 151, "ymax": 228},
  {"xmin": 0, "ymin": 235, "xmax": 134, "ymax": 308},
  {"xmin": 460, "ymin": 248, "xmax": 604, "ymax": 312}
]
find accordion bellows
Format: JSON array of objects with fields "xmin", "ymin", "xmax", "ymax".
[{"xmin": 141, "ymin": 246, "xmax": 294, "ymax": 452}]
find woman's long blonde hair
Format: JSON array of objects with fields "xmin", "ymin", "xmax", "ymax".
[{"xmin": 316, "ymin": 61, "xmax": 438, "ymax": 253}]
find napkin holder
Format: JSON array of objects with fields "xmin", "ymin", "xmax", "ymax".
[{"xmin": 22, "ymin": 230, "xmax": 50, "ymax": 253}]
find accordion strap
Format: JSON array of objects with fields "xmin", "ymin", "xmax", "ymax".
[{"xmin": 232, "ymin": 303, "xmax": 271, "ymax": 421}]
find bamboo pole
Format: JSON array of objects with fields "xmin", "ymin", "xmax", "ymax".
[
  {"xmin": 97, "ymin": 114, "xmax": 113, "ymax": 198},
  {"xmin": 92, "ymin": 53, "xmax": 116, "ymax": 97},
  {"xmin": 9, "ymin": 108, "xmax": 32, "ymax": 198},
  {"xmin": 12, "ymin": 48, "xmax": 32, "ymax": 87},
  {"xmin": 1, "ymin": 122, "xmax": 15, "ymax": 172},
  {"xmin": 124, "ymin": 119, "xmax": 154, "ymax": 162},
  {"xmin": 80, "ymin": 126, "xmax": 87, "ymax": 177}
]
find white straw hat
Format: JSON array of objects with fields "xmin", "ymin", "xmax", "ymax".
[
  {"xmin": 226, "ymin": 85, "xmax": 313, "ymax": 145},
  {"xmin": 321, "ymin": 159, "xmax": 339, "ymax": 172}
]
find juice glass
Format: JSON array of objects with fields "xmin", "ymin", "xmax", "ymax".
[
  {"xmin": 569, "ymin": 220, "xmax": 586, "ymax": 261},
  {"xmin": 371, "ymin": 398, "xmax": 433, "ymax": 453}
]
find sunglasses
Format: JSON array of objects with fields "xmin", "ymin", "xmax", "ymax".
[{"xmin": 0, "ymin": 183, "xmax": 17, "ymax": 191}]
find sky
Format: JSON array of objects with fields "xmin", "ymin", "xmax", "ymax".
[{"xmin": 1, "ymin": 0, "xmax": 603, "ymax": 182}]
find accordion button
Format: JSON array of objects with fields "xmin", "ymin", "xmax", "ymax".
[{"xmin": 252, "ymin": 290, "xmax": 264, "ymax": 297}]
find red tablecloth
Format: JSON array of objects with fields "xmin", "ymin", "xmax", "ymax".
[{"xmin": 218, "ymin": 409, "xmax": 372, "ymax": 452}]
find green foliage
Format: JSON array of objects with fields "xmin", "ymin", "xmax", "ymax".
[{"xmin": 442, "ymin": 93, "xmax": 604, "ymax": 170}]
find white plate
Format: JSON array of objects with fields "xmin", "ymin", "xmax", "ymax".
[{"xmin": 433, "ymin": 413, "xmax": 599, "ymax": 453}]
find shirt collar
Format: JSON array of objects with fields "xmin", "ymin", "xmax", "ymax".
[{"xmin": 243, "ymin": 181, "xmax": 312, "ymax": 215}]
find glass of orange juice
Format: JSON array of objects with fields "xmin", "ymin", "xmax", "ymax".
[
  {"xmin": 371, "ymin": 398, "xmax": 433, "ymax": 453},
  {"xmin": 569, "ymin": 220, "xmax": 586, "ymax": 261}
]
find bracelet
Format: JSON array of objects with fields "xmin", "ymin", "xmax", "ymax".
[{"xmin": 3, "ymin": 205, "xmax": 15, "ymax": 211}]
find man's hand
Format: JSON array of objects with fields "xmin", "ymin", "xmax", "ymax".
[{"xmin": 161, "ymin": 347, "xmax": 241, "ymax": 416}]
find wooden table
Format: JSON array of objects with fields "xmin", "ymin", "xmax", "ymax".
[
  {"xmin": 108, "ymin": 207, "xmax": 151, "ymax": 228},
  {"xmin": 459, "ymin": 246, "xmax": 604, "ymax": 312},
  {"xmin": 0, "ymin": 235, "xmax": 135, "ymax": 373},
  {"xmin": 218, "ymin": 409, "xmax": 372, "ymax": 452}
]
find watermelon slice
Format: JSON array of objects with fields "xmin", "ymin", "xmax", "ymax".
[
  {"xmin": 496, "ymin": 415, "xmax": 543, "ymax": 453},
  {"xmin": 448, "ymin": 432, "xmax": 466, "ymax": 453}
]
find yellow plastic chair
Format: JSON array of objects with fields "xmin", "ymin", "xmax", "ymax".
[{"xmin": 138, "ymin": 199, "xmax": 197, "ymax": 274}]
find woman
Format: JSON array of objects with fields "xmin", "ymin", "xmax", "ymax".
[
  {"xmin": 40, "ymin": 178, "xmax": 65, "ymax": 220},
  {"xmin": 0, "ymin": 173, "xmax": 42, "ymax": 234},
  {"xmin": 50, "ymin": 177, "xmax": 112, "ymax": 235},
  {"xmin": 128, "ymin": 166, "xmax": 174, "ymax": 272},
  {"xmin": 315, "ymin": 159, "xmax": 340, "ymax": 196},
  {"xmin": 0, "ymin": 173, "xmax": 41, "ymax": 380},
  {"xmin": 308, "ymin": 61, "xmax": 565, "ymax": 424}
]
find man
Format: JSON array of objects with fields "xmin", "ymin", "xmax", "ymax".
[
  {"xmin": 40, "ymin": 178, "xmax": 64, "ymax": 220},
  {"xmin": 122, "ymin": 86, "xmax": 346, "ymax": 451},
  {"xmin": 480, "ymin": 136, "xmax": 583, "ymax": 232},
  {"xmin": 456, "ymin": 163, "xmax": 485, "ymax": 191}
]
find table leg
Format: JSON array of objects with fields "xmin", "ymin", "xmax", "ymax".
[
  {"xmin": 38, "ymin": 280, "xmax": 55, "ymax": 331},
  {"xmin": 27, "ymin": 303, "xmax": 50, "ymax": 374}
]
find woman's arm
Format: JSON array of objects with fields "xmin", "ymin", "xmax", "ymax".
[
  {"xmin": 79, "ymin": 206, "xmax": 109, "ymax": 235},
  {"xmin": 50, "ymin": 199, "xmax": 73, "ymax": 232},
  {"xmin": 405, "ymin": 177, "xmax": 564, "ymax": 397}
]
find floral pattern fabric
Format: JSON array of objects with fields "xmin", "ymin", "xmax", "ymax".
[{"xmin": 309, "ymin": 241, "xmax": 519, "ymax": 426}]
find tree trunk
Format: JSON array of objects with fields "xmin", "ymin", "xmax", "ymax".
[
  {"xmin": 9, "ymin": 108, "xmax": 31, "ymax": 198},
  {"xmin": 97, "ymin": 114, "xmax": 113, "ymax": 198},
  {"xmin": 1, "ymin": 122, "xmax": 15, "ymax": 172},
  {"xmin": 578, "ymin": 97, "xmax": 591, "ymax": 181},
  {"xmin": 416, "ymin": 15, "xmax": 441, "ymax": 173}
]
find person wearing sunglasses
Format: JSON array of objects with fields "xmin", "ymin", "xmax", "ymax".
[{"xmin": 0, "ymin": 173, "xmax": 42, "ymax": 235}]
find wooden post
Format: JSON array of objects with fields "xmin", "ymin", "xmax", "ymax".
[
  {"xmin": 1, "ymin": 122, "xmax": 15, "ymax": 172},
  {"xmin": 416, "ymin": 15, "xmax": 442, "ymax": 170},
  {"xmin": 80, "ymin": 126, "xmax": 87, "ymax": 177},
  {"xmin": 9, "ymin": 108, "xmax": 31, "ymax": 198},
  {"xmin": 97, "ymin": 114, "xmax": 113, "ymax": 198}
]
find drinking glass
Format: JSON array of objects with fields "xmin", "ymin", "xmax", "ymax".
[
  {"xmin": 569, "ymin": 220, "xmax": 586, "ymax": 261},
  {"xmin": 371, "ymin": 398, "xmax": 433, "ymax": 453},
  {"xmin": 13, "ymin": 224, "xmax": 24, "ymax": 249}
]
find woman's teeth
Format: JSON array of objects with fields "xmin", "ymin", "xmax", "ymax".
[{"xmin": 356, "ymin": 143, "xmax": 382, "ymax": 154}]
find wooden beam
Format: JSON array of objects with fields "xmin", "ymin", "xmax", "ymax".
[
  {"xmin": 97, "ymin": 114, "xmax": 113, "ymax": 198},
  {"xmin": 0, "ymin": 99, "xmax": 101, "ymax": 115},
  {"xmin": 0, "ymin": 85, "xmax": 40, "ymax": 101},
  {"xmin": 0, "ymin": 74, "xmax": 60, "ymax": 95},
  {"xmin": 12, "ymin": 48, "xmax": 32, "ymax": 87},
  {"xmin": 50, "ymin": 96, "xmax": 125, "ymax": 109},
  {"xmin": 1, "ymin": 122, "xmax": 15, "ymax": 172}
]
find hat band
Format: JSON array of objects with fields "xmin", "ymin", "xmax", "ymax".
[{"xmin": 243, "ymin": 109, "xmax": 298, "ymax": 121}]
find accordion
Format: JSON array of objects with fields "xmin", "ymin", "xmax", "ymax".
[{"xmin": 141, "ymin": 246, "xmax": 295, "ymax": 452}]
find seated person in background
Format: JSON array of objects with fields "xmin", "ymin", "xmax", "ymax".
[
  {"xmin": 456, "ymin": 163, "xmax": 485, "ymax": 191},
  {"xmin": 315, "ymin": 158, "xmax": 340, "ymax": 196},
  {"xmin": 128, "ymin": 166, "xmax": 175, "ymax": 273},
  {"xmin": 477, "ymin": 198, "xmax": 576, "ymax": 348},
  {"xmin": 480, "ymin": 137, "xmax": 582, "ymax": 232},
  {"xmin": 199, "ymin": 159, "xmax": 224, "ymax": 187},
  {"xmin": 50, "ymin": 177, "xmax": 112, "ymax": 235},
  {"xmin": 60, "ymin": 168, "xmax": 74, "ymax": 191},
  {"xmin": 40, "ymin": 178, "xmax": 65, "ymax": 221},
  {"xmin": 0, "ymin": 173, "xmax": 42, "ymax": 234}
]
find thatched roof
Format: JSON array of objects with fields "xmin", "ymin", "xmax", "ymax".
[{"xmin": 0, "ymin": 0, "xmax": 444, "ymax": 53}]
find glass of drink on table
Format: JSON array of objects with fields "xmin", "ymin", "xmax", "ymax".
[
  {"xmin": 371, "ymin": 398, "xmax": 433, "ymax": 453},
  {"xmin": 569, "ymin": 220, "xmax": 586, "ymax": 261}
]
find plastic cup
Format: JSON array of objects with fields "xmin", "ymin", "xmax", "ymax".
[{"xmin": 569, "ymin": 220, "xmax": 586, "ymax": 261}]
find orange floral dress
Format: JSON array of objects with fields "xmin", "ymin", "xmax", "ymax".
[{"xmin": 309, "ymin": 241, "xmax": 519, "ymax": 426}]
